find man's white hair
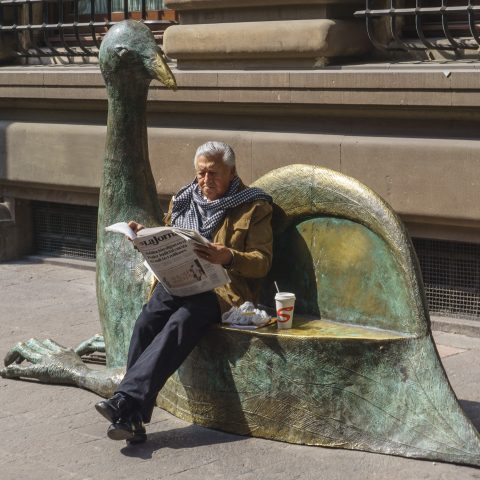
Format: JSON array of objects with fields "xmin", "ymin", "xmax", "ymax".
[{"xmin": 194, "ymin": 141, "xmax": 236, "ymax": 168}]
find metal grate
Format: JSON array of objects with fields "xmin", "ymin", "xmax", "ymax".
[
  {"xmin": 412, "ymin": 237, "xmax": 480, "ymax": 320},
  {"xmin": 33, "ymin": 201, "xmax": 97, "ymax": 259},
  {"xmin": 0, "ymin": 0, "xmax": 176, "ymax": 59},
  {"xmin": 354, "ymin": 0, "xmax": 480, "ymax": 53}
]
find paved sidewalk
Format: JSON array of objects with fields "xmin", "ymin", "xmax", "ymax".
[{"xmin": 0, "ymin": 260, "xmax": 479, "ymax": 480}]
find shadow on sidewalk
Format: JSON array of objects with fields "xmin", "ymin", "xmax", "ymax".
[
  {"xmin": 120, "ymin": 424, "xmax": 245, "ymax": 459},
  {"xmin": 460, "ymin": 399, "xmax": 480, "ymax": 430},
  {"xmin": 121, "ymin": 399, "xmax": 480, "ymax": 460}
]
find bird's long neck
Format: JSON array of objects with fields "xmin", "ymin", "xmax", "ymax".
[{"xmin": 99, "ymin": 79, "xmax": 162, "ymax": 227}]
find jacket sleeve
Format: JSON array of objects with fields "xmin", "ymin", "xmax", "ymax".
[{"xmin": 227, "ymin": 202, "xmax": 273, "ymax": 279}]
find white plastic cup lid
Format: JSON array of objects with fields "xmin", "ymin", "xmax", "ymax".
[{"xmin": 275, "ymin": 292, "xmax": 296, "ymax": 301}]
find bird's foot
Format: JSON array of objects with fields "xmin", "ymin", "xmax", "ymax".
[
  {"xmin": 74, "ymin": 334, "xmax": 105, "ymax": 357},
  {"xmin": 1, "ymin": 338, "xmax": 88, "ymax": 385}
]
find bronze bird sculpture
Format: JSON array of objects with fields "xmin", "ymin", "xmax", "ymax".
[
  {"xmin": 96, "ymin": 20, "xmax": 176, "ymax": 369},
  {"xmin": 1, "ymin": 21, "xmax": 479, "ymax": 467}
]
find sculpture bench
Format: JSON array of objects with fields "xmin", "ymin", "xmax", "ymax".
[
  {"xmin": 157, "ymin": 164, "xmax": 480, "ymax": 467},
  {"xmin": 1, "ymin": 18, "xmax": 478, "ymax": 466}
]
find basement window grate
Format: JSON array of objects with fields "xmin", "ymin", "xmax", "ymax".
[
  {"xmin": 412, "ymin": 237, "xmax": 480, "ymax": 321},
  {"xmin": 33, "ymin": 201, "xmax": 97, "ymax": 259}
]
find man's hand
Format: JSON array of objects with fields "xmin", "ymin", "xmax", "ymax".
[
  {"xmin": 128, "ymin": 221, "xmax": 145, "ymax": 235},
  {"xmin": 127, "ymin": 221, "xmax": 144, "ymax": 248},
  {"xmin": 194, "ymin": 243, "xmax": 233, "ymax": 266}
]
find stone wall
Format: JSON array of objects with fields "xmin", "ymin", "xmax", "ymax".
[
  {"xmin": 0, "ymin": 65, "xmax": 479, "ymax": 261},
  {"xmin": 163, "ymin": 0, "xmax": 371, "ymax": 68}
]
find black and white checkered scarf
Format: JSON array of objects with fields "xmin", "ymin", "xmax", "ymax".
[{"xmin": 171, "ymin": 176, "xmax": 272, "ymax": 240}]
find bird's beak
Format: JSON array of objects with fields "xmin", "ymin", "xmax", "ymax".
[{"xmin": 150, "ymin": 49, "xmax": 177, "ymax": 91}]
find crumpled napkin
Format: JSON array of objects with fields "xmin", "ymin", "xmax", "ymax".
[{"xmin": 222, "ymin": 301, "xmax": 271, "ymax": 327}]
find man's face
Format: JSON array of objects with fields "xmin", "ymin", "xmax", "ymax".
[{"xmin": 195, "ymin": 154, "xmax": 236, "ymax": 201}]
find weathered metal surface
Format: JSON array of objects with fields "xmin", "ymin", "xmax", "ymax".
[
  {"xmin": 0, "ymin": 338, "xmax": 124, "ymax": 399},
  {"xmin": 157, "ymin": 164, "xmax": 480, "ymax": 466},
  {"xmin": 222, "ymin": 317, "xmax": 412, "ymax": 341},
  {"xmin": 159, "ymin": 328, "xmax": 480, "ymax": 466},
  {"xmin": 97, "ymin": 20, "xmax": 176, "ymax": 368},
  {"xmin": 254, "ymin": 164, "xmax": 428, "ymax": 336},
  {"xmin": 271, "ymin": 217, "xmax": 415, "ymax": 332}
]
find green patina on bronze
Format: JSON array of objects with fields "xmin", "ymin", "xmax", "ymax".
[
  {"xmin": 1, "ymin": 23, "xmax": 479, "ymax": 467},
  {"xmin": 273, "ymin": 217, "xmax": 414, "ymax": 331},
  {"xmin": 158, "ymin": 165, "xmax": 480, "ymax": 466},
  {"xmin": 255, "ymin": 164, "xmax": 428, "ymax": 337},
  {"xmin": 160, "ymin": 329, "xmax": 480, "ymax": 466}
]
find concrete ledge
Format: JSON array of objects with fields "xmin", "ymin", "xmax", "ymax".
[
  {"xmin": 26, "ymin": 255, "xmax": 96, "ymax": 271},
  {"xmin": 3, "ymin": 66, "xmax": 480, "ymax": 108},
  {"xmin": 164, "ymin": 19, "xmax": 370, "ymax": 67},
  {"xmin": 0, "ymin": 182, "xmax": 99, "ymax": 206},
  {"xmin": 431, "ymin": 315, "xmax": 480, "ymax": 338}
]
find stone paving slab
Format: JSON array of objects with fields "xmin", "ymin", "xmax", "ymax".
[
  {"xmin": 436, "ymin": 344, "xmax": 467, "ymax": 358},
  {"xmin": 0, "ymin": 261, "xmax": 479, "ymax": 480}
]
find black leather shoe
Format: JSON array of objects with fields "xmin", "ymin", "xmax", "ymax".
[
  {"xmin": 107, "ymin": 411, "xmax": 147, "ymax": 444},
  {"xmin": 95, "ymin": 392, "xmax": 135, "ymax": 424}
]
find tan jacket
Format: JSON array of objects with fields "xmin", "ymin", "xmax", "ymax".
[{"xmin": 164, "ymin": 182, "xmax": 273, "ymax": 313}]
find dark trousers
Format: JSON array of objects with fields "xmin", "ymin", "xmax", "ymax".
[{"xmin": 117, "ymin": 283, "xmax": 221, "ymax": 423}]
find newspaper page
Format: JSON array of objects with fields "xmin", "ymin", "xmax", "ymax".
[{"xmin": 105, "ymin": 222, "xmax": 230, "ymax": 297}]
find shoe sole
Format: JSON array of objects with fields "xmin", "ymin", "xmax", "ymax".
[
  {"xmin": 107, "ymin": 424, "xmax": 147, "ymax": 444},
  {"xmin": 95, "ymin": 402, "xmax": 118, "ymax": 424},
  {"xmin": 107, "ymin": 426, "xmax": 135, "ymax": 441}
]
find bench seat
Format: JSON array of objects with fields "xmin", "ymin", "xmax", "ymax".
[{"xmin": 219, "ymin": 316, "xmax": 415, "ymax": 341}]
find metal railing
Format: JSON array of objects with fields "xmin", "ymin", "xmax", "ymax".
[
  {"xmin": 0, "ymin": 0, "xmax": 176, "ymax": 59},
  {"xmin": 355, "ymin": 0, "xmax": 480, "ymax": 52}
]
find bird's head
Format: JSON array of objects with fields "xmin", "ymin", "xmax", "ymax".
[{"xmin": 99, "ymin": 20, "xmax": 177, "ymax": 91}]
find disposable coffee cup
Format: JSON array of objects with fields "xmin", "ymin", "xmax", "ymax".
[{"xmin": 275, "ymin": 292, "xmax": 296, "ymax": 329}]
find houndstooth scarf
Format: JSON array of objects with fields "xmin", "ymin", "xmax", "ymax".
[{"xmin": 171, "ymin": 176, "xmax": 272, "ymax": 240}]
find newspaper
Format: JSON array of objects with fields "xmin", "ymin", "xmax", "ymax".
[{"xmin": 105, "ymin": 222, "xmax": 230, "ymax": 297}]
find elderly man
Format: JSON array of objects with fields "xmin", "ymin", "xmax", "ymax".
[{"xmin": 95, "ymin": 141, "xmax": 273, "ymax": 443}]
